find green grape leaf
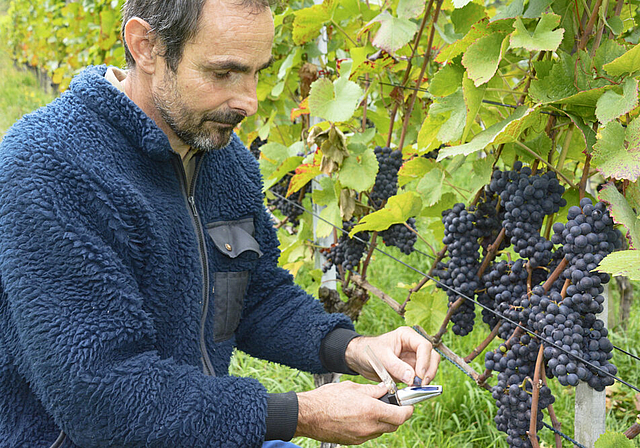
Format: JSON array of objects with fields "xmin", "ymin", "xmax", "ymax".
[
  {"xmin": 523, "ymin": 0, "xmax": 553, "ymax": 18},
  {"xmin": 603, "ymin": 43, "xmax": 640, "ymax": 77},
  {"xmin": 451, "ymin": 3, "xmax": 487, "ymax": 35},
  {"xmin": 397, "ymin": 0, "xmax": 425, "ymax": 19},
  {"xmin": 436, "ymin": 18, "xmax": 514, "ymax": 63},
  {"xmin": 492, "ymin": 0, "xmax": 525, "ymax": 21},
  {"xmin": 462, "ymin": 32, "xmax": 509, "ymax": 86},
  {"xmin": 317, "ymin": 203, "xmax": 342, "ymax": 238},
  {"xmin": 564, "ymin": 112, "xmax": 597, "ymax": 154},
  {"xmin": 466, "ymin": 157, "xmax": 494, "ymax": 197},
  {"xmin": 595, "ymin": 77, "xmax": 639, "ymax": 125},
  {"xmin": 437, "ymin": 106, "xmax": 539, "ymax": 160},
  {"xmin": 431, "ymin": 90, "xmax": 467, "ymax": 143},
  {"xmin": 292, "ymin": 1, "xmax": 333, "ymax": 45},
  {"xmin": 516, "ymin": 133, "xmax": 552, "ymax": 163},
  {"xmin": 529, "ymin": 51, "xmax": 611, "ymax": 107},
  {"xmin": 595, "ymin": 431, "xmax": 636, "ymax": 448},
  {"xmin": 404, "ymin": 283, "xmax": 449, "ymax": 336},
  {"xmin": 509, "ymin": 13, "xmax": 564, "ymax": 52},
  {"xmin": 398, "ymin": 157, "xmax": 434, "ymax": 187},
  {"xmin": 368, "ymin": 11, "xmax": 418, "ymax": 54},
  {"xmin": 350, "ymin": 192, "xmax": 422, "ymax": 234},
  {"xmin": 592, "ymin": 118, "xmax": 640, "ymax": 182},
  {"xmin": 598, "ymin": 182, "xmax": 640, "ymax": 248},
  {"xmin": 308, "ymin": 72, "xmax": 363, "ymax": 123},
  {"xmin": 338, "ymin": 144, "xmax": 379, "ymax": 192},
  {"xmin": 417, "ymin": 113, "xmax": 448, "ymax": 151},
  {"xmin": 311, "ymin": 176, "xmax": 339, "ymax": 206},
  {"xmin": 462, "ymin": 71, "xmax": 486, "ymax": 142},
  {"xmin": 416, "ymin": 164, "xmax": 446, "ymax": 206},
  {"xmin": 429, "ymin": 63, "xmax": 465, "ymax": 97},
  {"xmin": 593, "ymin": 39, "xmax": 628, "ymax": 74},
  {"xmin": 596, "ymin": 251, "xmax": 640, "ymax": 281}
]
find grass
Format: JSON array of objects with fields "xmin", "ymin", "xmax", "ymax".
[
  {"xmin": 0, "ymin": 49, "xmax": 55, "ymax": 137},
  {"xmin": 0, "ymin": 35, "xmax": 638, "ymax": 448}
]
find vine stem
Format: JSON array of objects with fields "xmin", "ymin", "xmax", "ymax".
[
  {"xmin": 578, "ymin": 0, "xmax": 604, "ymax": 50},
  {"xmin": 624, "ymin": 421, "xmax": 640, "ymax": 439},
  {"xmin": 478, "ymin": 228, "xmax": 506, "ymax": 279},
  {"xmin": 350, "ymin": 273, "xmax": 403, "ymax": 314},
  {"xmin": 542, "ymin": 258, "xmax": 569, "ymax": 292},
  {"xmin": 609, "ymin": 0, "xmax": 625, "ymax": 38},
  {"xmin": 360, "ymin": 232, "xmax": 378, "ymax": 280},
  {"xmin": 398, "ymin": 0, "xmax": 444, "ymax": 151},
  {"xmin": 414, "ymin": 326, "xmax": 492, "ymax": 390},
  {"xmin": 433, "ymin": 296, "xmax": 465, "ymax": 343},
  {"xmin": 464, "ymin": 320, "xmax": 501, "ymax": 363},
  {"xmin": 400, "ymin": 246, "xmax": 447, "ymax": 313},
  {"xmin": 403, "ymin": 222, "xmax": 436, "ymax": 256},
  {"xmin": 515, "ymin": 141, "xmax": 578, "ymax": 189},
  {"xmin": 578, "ymin": 153, "xmax": 592, "ymax": 200},
  {"xmin": 385, "ymin": 0, "xmax": 435, "ymax": 147},
  {"xmin": 560, "ymin": 278, "xmax": 571, "ymax": 299},
  {"xmin": 527, "ymin": 344, "xmax": 545, "ymax": 448},
  {"xmin": 541, "ymin": 365, "xmax": 563, "ymax": 448}
]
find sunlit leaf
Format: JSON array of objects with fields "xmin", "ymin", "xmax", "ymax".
[
  {"xmin": 594, "ymin": 431, "xmax": 636, "ymax": 448},
  {"xmin": 338, "ymin": 144, "xmax": 379, "ymax": 192},
  {"xmin": 308, "ymin": 65, "xmax": 363, "ymax": 123},
  {"xmin": 462, "ymin": 32, "xmax": 509, "ymax": 86},
  {"xmin": 429, "ymin": 63, "xmax": 465, "ymax": 97},
  {"xmin": 397, "ymin": 0, "xmax": 424, "ymax": 19},
  {"xmin": 292, "ymin": 1, "xmax": 333, "ymax": 45},
  {"xmin": 603, "ymin": 43, "xmax": 640, "ymax": 77},
  {"xmin": 404, "ymin": 284, "xmax": 449, "ymax": 336},
  {"xmin": 350, "ymin": 192, "xmax": 423, "ymax": 234},
  {"xmin": 596, "ymin": 251, "xmax": 640, "ymax": 281},
  {"xmin": 595, "ymin": 77, "xmax": 639, "ymax": 125},
  {"xmin": 368, "ymin": 11, "xmax": 418, "ymax": 54},
  {"xmin": 509, "ymin": 13, "xmax": 564, "ymax": 52},
  {"xmin": 592, "ymin": 119, "xmax": 640, "ymax": 182}
]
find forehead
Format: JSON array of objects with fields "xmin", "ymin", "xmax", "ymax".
[{"xmin": 184, "ymin": 0, "xmax": 274, "ymax": 66}]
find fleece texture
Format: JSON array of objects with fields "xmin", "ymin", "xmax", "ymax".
[{"xmin": 0, "ymin": 65, "xmax": 354, "ymax": 447}]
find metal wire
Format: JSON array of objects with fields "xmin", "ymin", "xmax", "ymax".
[
  {"xmin": 541, "ymin": 422, "xmax": 587, "ymax": 448},
  {"xmin": 269, "ymin": 188, "xmax": 640, "ymax": 394},
  {"xmin": 613, "ymin": 344, "xmax": 640, "ymax": 363}
]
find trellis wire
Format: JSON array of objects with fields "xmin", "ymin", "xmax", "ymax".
[
  {"xmin": 269, "ymin": 189, "xmax": 640, "ymax": 394},
  {"xmin": 415, "ymin": 327, "xmax": 589, "ymax": 448}
]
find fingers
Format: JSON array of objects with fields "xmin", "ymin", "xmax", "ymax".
[{"xmin": 389, "ymin": 327, "xmax": 437, "ymax": 384}]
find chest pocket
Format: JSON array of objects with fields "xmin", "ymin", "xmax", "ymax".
[{"xmin": 206, "ymin": 218, "xmax": 263, "ymax": 342}]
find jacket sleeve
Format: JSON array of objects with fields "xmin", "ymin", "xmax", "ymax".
[
  {"xmin": 0, "ymin": 149, "xmax": 270, "ymax": 447},
  {"xmin": 235, "ymin": 202, "xmax": 357, "ymax": 374}
]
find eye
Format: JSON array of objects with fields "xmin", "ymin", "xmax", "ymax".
[{"xmin": 213, "ymin": 71, "xmax": 231, "ymax": 80}]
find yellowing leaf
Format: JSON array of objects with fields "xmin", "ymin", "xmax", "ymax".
[
  {"xmin": 592, "ymin": 118, "xmax": 640, "ymax": 182},
  {"xmin": 603, "ymin": 43, "xmax": 640, "ymax": 78},
  {"xmin": 292, "ymin": 1, "xmax": 333, "ymax": 45},
  {"xmin": 596, "ymin": 251, "xmax": 640, "ymax": 281},
  {"xmin": 350, "ymin": 192, "xmax": 422, "ymax": 234},
  {"xmin": 367, "ymin": 11, "xmax": 418, "ymax": 54}
]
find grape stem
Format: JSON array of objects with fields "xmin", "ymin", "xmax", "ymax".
[
  {"xmin": 560, "ymin": 278, "xmax": 571, "ymax": 299},
  {"xmin": 541, "ymin": 364, "xmax": 564, "ymax": 448},
  {"xmin": 433, "ymin": 296, "xmax": 465, "ymax": 344},
  {"xmin": 578, "ymin": 0, "xmax": 604, "ymax": 51},
  {"xmin": 514, "ymin": 141, "xmax": 577, "ymax": 189},
  {"xmin": 527, "ymin": 344, "xmax": 545, "ymax": 448},
  {"xmin": 400, "ymin": 246, "xmax": 447, "ymax": 313},
  {"xmin": 478, "ymin": 228, "xmax": 506, "ymax": 279},
  {"xmin": 385, "ymin": 0, "xmax": 435, "ymax": 147},
  {"xmin": 542, "ymin": 257, "xmax": 569, "ymax": 292},
  {"xmin": 464, "ymin": 320, "xmax": 502, "ymax": 363},
  {"xmin": 624, "ymin": 422, "xmax": 640, "ymax": 440},
  {"xmin": 414, "ymin": 326, "xmax": 492, "ymax": 390},
  {"xmin": 360, "ymin": 232, "xmax": 377, "ymax": 280}
]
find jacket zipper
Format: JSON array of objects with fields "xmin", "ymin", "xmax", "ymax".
[{"xmin": 174, "ymin": 155, "xmax": 215, "ymax": 377}]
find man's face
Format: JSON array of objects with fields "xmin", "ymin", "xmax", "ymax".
[{"xmin": 151, "ymin": 0, "xmax": 274, "ymax": 152}]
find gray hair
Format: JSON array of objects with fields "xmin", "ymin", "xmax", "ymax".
[{"xmin": 121, "ymin": 0, "xmax": 272, "ymax": 72}]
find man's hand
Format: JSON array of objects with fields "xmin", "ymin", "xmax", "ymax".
[
  {"xmin": 295, "ymin": 381, "xmax": 413, "ymax": 444},
  {"xmin": 345, "ymin": 327, "xmax": 441, "ymax": 386}
]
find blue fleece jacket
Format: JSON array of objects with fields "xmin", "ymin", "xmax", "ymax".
[{"xmin": 0, "ymin": 65, "xmax": 355, "ymax": 447}]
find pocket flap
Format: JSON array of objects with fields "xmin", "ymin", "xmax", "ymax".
[{"xmin": 206, "ymin": 219, "xmax": 263, "ymax": 258}]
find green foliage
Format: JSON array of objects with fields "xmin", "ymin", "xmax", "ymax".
[{"xmin": 595, "ymin": 431, "xmax": 635, "ymax": 448}]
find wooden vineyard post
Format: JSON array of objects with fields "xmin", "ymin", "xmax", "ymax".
[{"xmin": 574, "ymin": 283, "xmax": 609, "ymax": 447}]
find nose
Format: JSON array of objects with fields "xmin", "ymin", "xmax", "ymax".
[{"xmin": 229, "ymin": 75, "xmax": 259, "ymax": 118}]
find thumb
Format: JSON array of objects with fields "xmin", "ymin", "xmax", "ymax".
[{"xmin": 362, "ymin": 382, "xmax": 392, "ymax": 399}]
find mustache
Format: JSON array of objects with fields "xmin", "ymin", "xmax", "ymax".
[{"xmin": 201, "ymin": 110, "xmax": 246, "ymax": 126}]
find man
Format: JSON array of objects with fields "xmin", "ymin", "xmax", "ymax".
[{"xmin": 0, "ymin": 0, "xmax": 440, "ymax": 446}]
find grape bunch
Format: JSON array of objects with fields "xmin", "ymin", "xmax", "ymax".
[
  {"xmin": 529, "ymin": 198, "xmax": 622, "ymax": 390},
  {"xmin": 486, "ymin": 336, "xmax": 555, "ymax": 448},
  {"xmin": 433, "ymin": 203, "xmax": 481, "ymax": 336},
  {"xmin": 379, "ymin": 218, "xmax": 417, "ymax": 255},
  {"xmin": 489, "ymin": 162, "xmax": 566, "ymax": 268},
  {"xmin": 267, "ymin": 174, "xmax": 308, "ymax": 225},
  {"xmin": 472, "ymin": 195, "xmax": 503, "ymax": 248},
  {"xmin": 369, "ymin": 146, "xmax": 403, "ymax": 208},
  {"xmin": 249, "ymin": 136, "xmax": 267, "ymax": 160},
  {"xmin": 322, "ymin": 220, "xmax": 370, "ymax": 273},
  {"xmin": 481, "ymin": 260, "xmax": 529, "ymax": 339}
]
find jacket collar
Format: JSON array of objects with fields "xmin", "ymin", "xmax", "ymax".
[{"xmin": 68, "ymin": 65, "xmax": 175, "ymax": 162}]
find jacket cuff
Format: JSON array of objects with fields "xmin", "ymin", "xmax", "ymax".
[
  {"xmin": 265, "ymin": 391, "xmax": 298, "ymax": 441},
  {"xmin": 319, "ymin": 327, "xmax": 362, "ymax": 375}
]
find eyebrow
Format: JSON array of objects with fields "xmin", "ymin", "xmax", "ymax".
[{"xmin": 204, "ymin": 56, "xmax": 274, "ymax": 73}]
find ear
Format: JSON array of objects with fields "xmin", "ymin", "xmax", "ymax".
[{"xmin": 123, "ymin": 17, "xmax": 158, "ymax": 74}]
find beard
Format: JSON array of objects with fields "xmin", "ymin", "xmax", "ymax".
[{"xmin": 152, "ymin": 70, "xmax": 245, "ymax": 152}]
